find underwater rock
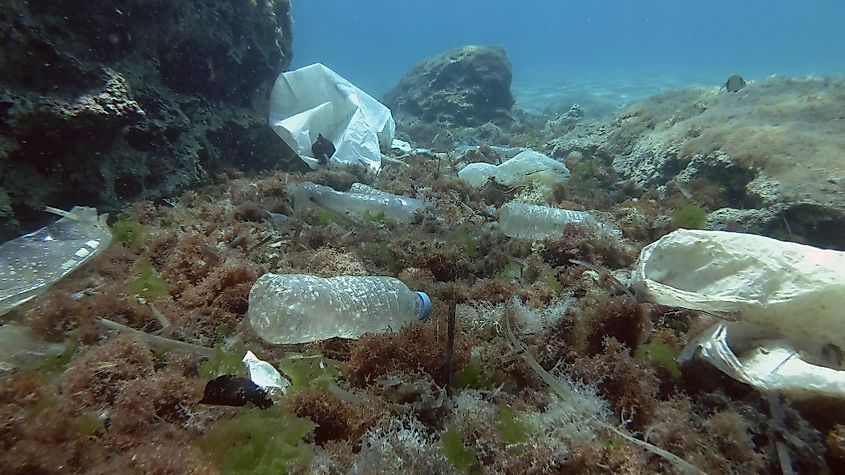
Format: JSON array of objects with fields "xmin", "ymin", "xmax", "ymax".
[
  {"xmin": 384, "ymin": 45, "xmax": 514, "ymax": 127},
  {"xmin": 0, "ymin": 0, "xmax": 297, "ymax": 240},
  {"xmin": 549, "ymin": 76, "xmax": 845, "ymax": 249}
]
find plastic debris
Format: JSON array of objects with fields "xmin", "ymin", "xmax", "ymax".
[
  {"xmin": 681, "ymin": 322, "xmax": 845, "ymax": 398},
  {"xmin": 635, "ymin": 229, "xmax": 845, "ymax": 398},
  {"xmin": 458, "ymin": 149, "xmax": 570, "ymax": 189},
  {"xmin": 288, "ymin": 181, "xmax": 425, "ymax": 222},
  {"xmin": 499, "ymin": 202, "xmax": 596, "ymax": 240},
  {"xmin": 0, "ymin": 206, "xmax": 111, "ymax": 316},
  {"xmin": 390, "ymin": 139, "xmax": 415, "ymax": 154},
  {"xmin": 269, "ymin": 63, "xmax": 395, "ymax": 171},
  {"xmin": 248, "ymin": 274, "xmax": 431, "ymax": 345},
  {"xmin": 0, "ymin": 323, "xmax": 65, "ymax": 371},
  {"xmin": 243, "ymin": 350, "xmax": 289, "ymax": 393}
]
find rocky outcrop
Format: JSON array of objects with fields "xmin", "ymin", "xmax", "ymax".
[
  {"xmin": 384, "ymin": 45, "xmax": 514, "ymax": 127},
  {"xmin": 549, "ymin": 76, "xmax": 845, "ymax": 249},
  {"xmin": 0, "ymin": 0, "xmax": 297, "ymax": 239}
]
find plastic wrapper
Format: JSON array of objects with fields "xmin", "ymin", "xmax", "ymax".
[
  {"xmin": 269, "ymin": 63, "xmax": 395, "ymax": 171},
  {"xmin": 635, "ymin": 229, "xmax": 845, "ymax": 397}
]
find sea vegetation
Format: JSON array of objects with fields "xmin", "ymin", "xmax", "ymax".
[
  {"xmin": 111, "ymin": 216, "xmax": 148, "ymax": 248},
  {"xmin": 197, "ymin": 405, "xmax": 315, "ymax": 474},
  {"xmin": 2, "ymin": 81, "xmax": 843, "ymax": 474},
  {"xmin": 670, "ymin": 202, "xmax": 708, "ymax": 229},
  {"xmin": 129, "ymin": 260, "xmax": 169, "ymax": 300}
]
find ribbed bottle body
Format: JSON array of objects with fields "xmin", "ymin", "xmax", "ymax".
[
  {"xmin": 248, "ymin": 274, "xmax": 427, "ymax": 344},
  {"xmin": 499, "ymin": 202, "xmax": 593, "ymax": 240},
  {"xmin": 288, "ymin": 182, "xmax": 423, "ymax": 221}
]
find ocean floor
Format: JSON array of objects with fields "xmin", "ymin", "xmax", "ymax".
[
  {"xmin": 1, "ymin": 76, "xmax": 844, "ymax": 474},
  {"xmin": 513, "ymin": 74, "xmax": 698, "ymax": 117}
]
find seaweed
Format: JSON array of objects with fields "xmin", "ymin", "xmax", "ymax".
[
  {"xmin": 199, "ymin": 345, "xmax": 248, "ymax": 381},
  {"xmin": 453, "ymin": 359, "xmax": 495, "ymax": 391},
  {"xmin": 636, "ymin": 340, "xmax": 682, "ymax": 379},
  {"xmin": 34, "ymin": 338, "xmax": 78, "ymax": 376},
  {"xmin": 362, "ymin": 209, "xmax": 389, "ymax": 224},
  {"xmin": 496, "ymin": 404, "xmax": 531, "ymax": 445},
  {"xmin": 129, "ymin": 260, "xmax": 169, "ymax": 300},
  {"xmin": 452, "ymin": 228, "xmax": 479, "ymax": 259},
  {"xmin": 502, "ymin": 304, "xmax": 706, "ymax": 475},
  {"xmin": 197, "ymin": 405, "xmax": 315, "ymax": 475},
  {"xmin": 287, "ymin": 388, "xmax": 362, "ymax": 445},
  {"xmin": 441, "ymin": 424, "xmax": 480, "ymax": 473},
  {"xmin": 279, "ymin": 351, "xmax": 340, "ymax": 395},
  {"xmin": 671, "ymin": 203, "xmax": 708, "ymax": 230},
  {"xmin": 111, "ymin": 216, "xmax": 148, "ymax": 248}
]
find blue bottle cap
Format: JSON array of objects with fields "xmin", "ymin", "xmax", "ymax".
[{"xmin": 415, "ymin": 291, "xmax": 432, "ymax": 320}]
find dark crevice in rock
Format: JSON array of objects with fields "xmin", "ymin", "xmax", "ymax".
[
  {"xmin": 0, "ymin": 0, "xmax": 296, "ymax": 240},
  {"xmin": 782, "ymin": 204, "xmax": 845, "ymax": 250}
]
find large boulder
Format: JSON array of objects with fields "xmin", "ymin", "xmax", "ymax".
[
  {"xmin": 0, "ymin": 0, "xmax": 298, "ymax": 240},
  {"xmin": 549, "ymin": 76, "xmax": 845, "ymax": 250},
  {"xmin": 384, "ymin": 45, "xmax": 514, "ymax": 127}
]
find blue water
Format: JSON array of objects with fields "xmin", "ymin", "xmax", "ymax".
[{"xmin": 291, "ymin": 0, "xmax": 845, "ymax": 109}]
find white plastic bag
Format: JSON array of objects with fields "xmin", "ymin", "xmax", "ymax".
[
  {"xmin": 269, "ymin": 63, "xmax": 395, "ymax": 171},
  {"xmin": 634, "ymin": 229, "xmax": 845, "ymax": 397}
]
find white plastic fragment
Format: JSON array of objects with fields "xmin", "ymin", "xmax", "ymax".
[
  {"xmin": 269, "ymin": 63, "xmax": 395, "ymax": 171},
  {"xmin": 635, "ymin": 229, "xmax": 845, "ymax": 398},
  {"xmin": 0, "ymin": 206, "xmax": 111, "ymax": 316},
  {"xmin": 390, "ymin": 139, "xmax": 414, "ymax": 154},
  {"xmin": 242, "ymin": 350, "xmax": 290, "ymax": 393}
]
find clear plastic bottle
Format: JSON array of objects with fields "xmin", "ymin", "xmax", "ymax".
[
  {"xmin": 248, "ymin": 274, "xmax": 432, "ymax": 344},
  {"xmin": 498, "ymin": 202, "xmax": 594, "ymax": 240},
  {"xmin": 287, "ymin": 181, "xmax": 424, "ymax": 222}
]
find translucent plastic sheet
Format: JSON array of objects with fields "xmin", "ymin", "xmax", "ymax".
[{"xmin": 0, "ymin": 206, "xmax": 111, "ymax": 316}]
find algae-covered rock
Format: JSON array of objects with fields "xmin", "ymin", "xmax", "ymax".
[
  {"xmin": 384, "ymin": 45, "xmax": 514, "ymax": 127},
  {"xmin": 549, "ymin": 76, "xmax": 845, "ymax": 249},
  {"xmin": 0, "ymin": 0, "xmax": 298, "ymax": 240}
]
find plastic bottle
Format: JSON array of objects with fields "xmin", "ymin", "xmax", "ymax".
[
  {"xmin": 287, "ymin": 181, "xmax": 424, "ymax": 222},
  {"xmin": 498, "ymin": 202, "xmax": 595, "ymax": 240},
  {"xmin": 248, "ymin": 274, "xmax": 432, "ymax": 344}
]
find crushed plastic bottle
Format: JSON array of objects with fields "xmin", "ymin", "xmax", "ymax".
[
  {"xmin": 248, "ymin": 274, "xmax": 432, "ymax": 344},
  {"xmin": 0, "ymin": 206, "xmax": 111, "ymax": 316},
  {"xmin": 287, "ymin": 181, "xmax": 424, "ymax": 222},
  {"xmin": 498, "ymin": 202, "xmax": 596, "ymax": 240},
  {"xmin": 458, "ymin": 149, "xmax": 570, "ymax": 189}
]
